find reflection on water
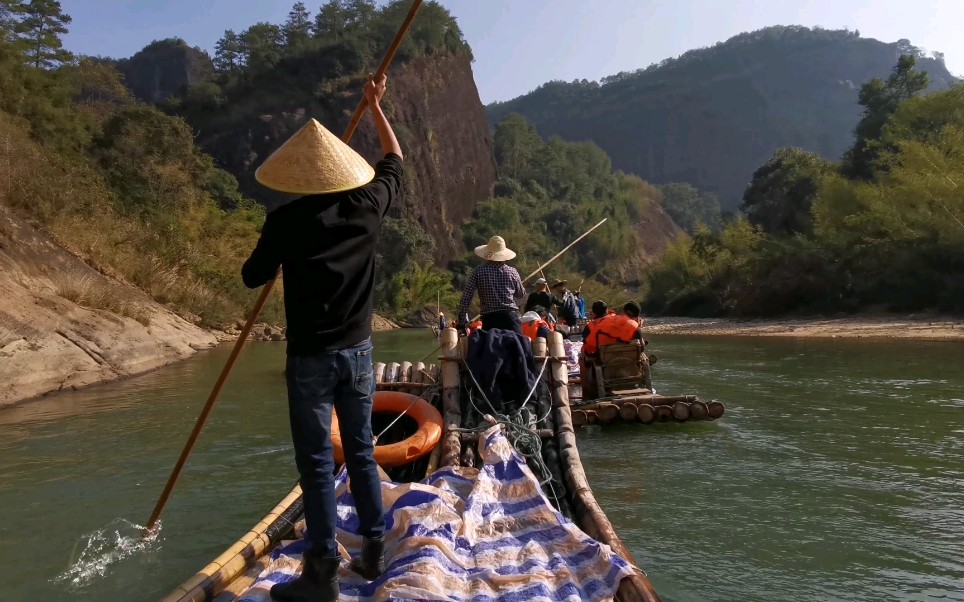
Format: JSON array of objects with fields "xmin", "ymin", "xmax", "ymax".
[{"xmin": 0, "ymin": 330, "xmax": 961, "ymax": 601}]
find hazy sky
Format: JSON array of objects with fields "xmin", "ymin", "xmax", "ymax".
[{"xmin": 61, "ymin": 0, "xmax": 963, "ymax": 104}]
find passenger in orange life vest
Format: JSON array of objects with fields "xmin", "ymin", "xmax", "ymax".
[
  {"xmin": 581, "ymin": 300, "xmax": 642, "ymax": 356},
  {"xmin": 520, "ymin": 308, "xmax": 552, "ymax": 343}
]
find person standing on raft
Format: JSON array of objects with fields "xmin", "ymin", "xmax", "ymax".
[
  {"xmin": 457, "ymin": 235, "xmax": 526, "ymax": 334},
  {"xmin": 241, "ymin": 73, "xmax": 402, "ymax": 602}
]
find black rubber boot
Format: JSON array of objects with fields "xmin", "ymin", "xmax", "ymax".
[
  {"xmin": 270, "ymin": 553, "xmax": 340, "ymax": 602},
  {"xmin": 348, "ymin": 536, "xmax": 385, "ymax": 580}
]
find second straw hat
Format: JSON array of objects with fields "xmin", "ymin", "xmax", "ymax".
[{"xmin": 255, "ymin": 118, "xmax": 376, "ymax": 195}]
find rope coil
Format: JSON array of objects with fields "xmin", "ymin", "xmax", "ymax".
[{"xmin": 459, "ymin": 358, "xmax": 563, "ymax": 506}]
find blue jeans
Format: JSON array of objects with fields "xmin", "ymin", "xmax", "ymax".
[{"xmin": 285, "ymin": 338, "xmax": 385, "ymax": 557}]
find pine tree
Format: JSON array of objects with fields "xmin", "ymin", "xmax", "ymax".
[
  {"xmin": 15, "ymin": 0, "xmax": 71, "ymax": 68},
  {"xmin": 0, "ymin": 0, "xmax": 25, "ymax": 41},
  {"xmin": 213, "ymin": 29, "xmax": 243, "ymax": 72},
  {"xmin": 282, "ymin": 1, "xmax": 311, "ymax": 50},
  {"xmin": 240, "ymin": 22, "xmax": 284, "ymax": 72},
  {"xmin": 842, "ymin": 55, "xmax": 929, "ymax": 179},
  {"xmin": 313, "ymin": 0, "xmax": 347, "ymax": 40}
]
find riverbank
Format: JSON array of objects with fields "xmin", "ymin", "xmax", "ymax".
[
  {"xmin": 644, "ymin": 315, "xmax": 964, "ymax": 340},
  {"xmin": 0, "ymin": 204, "xmax": 403, "ymax": 408}
]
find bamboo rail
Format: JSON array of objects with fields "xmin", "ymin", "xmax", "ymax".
[
  {"xmin": 439, "ymin": 328, "xmax": 462, "ymax": 468},
  {"xmin": 547, "ymin": 332, "xmax": 662, "ymax": 602},
  {"xmin": 143, "ymin": 0, "xmax": 426, "ymax": 536}
]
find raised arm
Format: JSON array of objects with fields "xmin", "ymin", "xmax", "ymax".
[{"xmin": 365, "ymin": 73, "xmax": 403, "ymax": 159}]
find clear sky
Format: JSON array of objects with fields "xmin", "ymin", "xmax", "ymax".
[{"xmin": 61, "ymin": 0, "xmax": 963, "ymax": 104}]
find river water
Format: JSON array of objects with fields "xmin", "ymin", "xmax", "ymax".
[{"xmin": 0, "ymin": 330, "xmax": 961, "ymax": 601}]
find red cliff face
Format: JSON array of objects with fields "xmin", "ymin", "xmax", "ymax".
[
  {"xmin": 194, "ymin": 53, "xmax": 497, "ymax": 265},
  {"xmin": 353, "ymin": 54, "xmax": 498, "ymax": 262}
]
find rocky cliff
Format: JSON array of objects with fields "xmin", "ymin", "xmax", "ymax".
[
  {"xmin": 0, "ymin": 205, "xmax": 218, "ymax": 407},
  {"xmin": 487, "ymin": 27, "xmax": 959, "ymax": 208},
  {"xmin": 115, "ymin": 39, "xmax": 214, "ymax": 103}
]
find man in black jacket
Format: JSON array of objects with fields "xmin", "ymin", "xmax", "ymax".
[
  {"xmin": 523, "ymin": 277, "xmax": 562, "ymax": 315},
  {"xmin": 242, "ymin": 73, "xmax": 402, "ymax": 602}
]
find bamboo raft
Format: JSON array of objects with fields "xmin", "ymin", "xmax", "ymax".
[
  {"xmin": 566, "ymin": 338, "xmax": 725, "ymax": 427},
  {"xmin": 569, "ymin": 394, "xmax": 726, "ymax": 428},
  {"xmin": 163, "ymin": 330, "xmax": 661, "ymax": 602}
]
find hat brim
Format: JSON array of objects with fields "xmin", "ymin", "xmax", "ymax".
[
  {"xmin": 255, "ymin": 167, "xmax": 375, "ymax": 195},
  {"xmin": 474, "ymin": 245, "xmax": 516, "ymax": 261}
]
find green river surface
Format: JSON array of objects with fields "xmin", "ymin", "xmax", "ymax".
[{"xmin": 0, "ymin": 329, "xmax": 961, "ymax": 601}]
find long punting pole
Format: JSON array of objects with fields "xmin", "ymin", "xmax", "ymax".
[
  {"xmin": 521, "ymin": 218, "xmax": 607, "ymax": 284},
  {"xmin": 143, "ymin": 0, "xmax": 425, "ymax": 536}
]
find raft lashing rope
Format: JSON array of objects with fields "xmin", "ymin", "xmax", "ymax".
[{"xmin": 457, "ymin": 358, "xmax": 574, "ymax": 518}]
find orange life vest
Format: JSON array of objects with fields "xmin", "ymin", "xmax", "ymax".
[
  {"xmin": 521, "ymin": 319, "xmax": 552, "ymax": 342},
  {"xmin": 469, "ymin": 320, "xmax": 483, "ymax": 331},
  {"xmin": 583, "ymin": 314, "xmax": 639, "ymax": 355}
]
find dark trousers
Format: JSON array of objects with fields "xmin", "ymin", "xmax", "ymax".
[
  {"xmin": 481, "ymin": 310, "xmax": 522, "ymax": 334},
  {"xmin": 285, "ymin": 338, "xmax": 385, "ymax": 557}
]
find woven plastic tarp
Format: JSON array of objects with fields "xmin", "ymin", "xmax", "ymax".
[{"xmin": 238, "ymin": 425, "xmax": 634, "ymax": 601}]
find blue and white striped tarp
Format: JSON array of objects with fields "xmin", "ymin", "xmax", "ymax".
[{"xmin": 239, "ymin": 425, "xmax": 635, "ymax": 601}]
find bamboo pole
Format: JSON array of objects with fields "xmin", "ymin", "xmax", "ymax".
[
  {"xmin": 521, "ymin": 218, "xmax": 608, "ymax": 284},
  {"xmin": 143, "ymin": 0, "xmax": 426, "ymax": 535},
  {"xmin": 689, "ymin": 400, "xmax": 709, "ymax": 420},
  {"xmin": 707, "ymin": 400, "xmax": 726, "ymax": 419},
  {"xmin": 672, "ymin": 401, "xmax": 690, "ymax": 421},
  {"xmin": 637, "ymin": 403, "xmax": 656, "ymax": 424},
  {"xmin": 596, "ymin": 403, "xmax": 620, "ymax": 423},
  {"xmin": 439, "ymin": 328, "xmax": 462, "ymax": 468},
  {"xmin": 547, "ymin": 332, "xmax": 661, "ymax": 602},
  {"xmin": 618, "ymin": 403, "xmax": 639, "ymax": 422}
]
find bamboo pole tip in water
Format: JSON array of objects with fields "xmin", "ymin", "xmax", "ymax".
[
  {"xmin": 637, "ymin": 403, "xmax": 656, "ymax": 424},
  {"xmin": 672, "ymin": 401, "xmax": 690, "ymax": 421},
  {"xmin": 655, "ymin": 405, "xmax": 673, "ymax": 422},
  {"xmin": 585, "ymin": 409, "xmax": 599, "ymax": 425},
  {"xmin": 707, "ymin": 400, "xmax": 725, "ymax": 419},
  {"xmin": 571, "ymin": 409, "xmax": 588, "ymax": 427}
]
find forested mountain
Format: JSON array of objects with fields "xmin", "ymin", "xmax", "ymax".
[
  {"xmin": 488, "ymin": 26, "xmax": 959, "ymax": 208},
  {"xmin": 644, "ymin": 55, "xmax": 964, "ymax": 316}
]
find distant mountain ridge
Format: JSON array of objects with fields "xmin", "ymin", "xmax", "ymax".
[{"xmin": 487, "ymin": 26, "xmax": 959, "ymax": 208}]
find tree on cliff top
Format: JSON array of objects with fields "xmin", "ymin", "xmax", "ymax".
[
  {"xmin": 13, "ymin": 0, "xmax": 72, "ymax": 69},
  {"xmin": 283, "ymin": 2, "xmax": 312, "ymax": 51},
  {"xmin": 842, "ymin": 54, "xmax": 929, "ymax": 179}
]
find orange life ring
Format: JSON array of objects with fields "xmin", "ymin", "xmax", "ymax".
[{"xmin": 331, "ymin": 391, "xmax": 443, "ymax": 468}]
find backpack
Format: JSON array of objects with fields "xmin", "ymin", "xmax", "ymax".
[{"xmin": 561, "ymin": 291, "xmax": 579, "ymax": 321}]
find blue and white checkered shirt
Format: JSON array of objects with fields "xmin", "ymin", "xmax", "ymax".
[{"xmin": 458, "ymin": 263, "xmax": 526, "ymax": 318}]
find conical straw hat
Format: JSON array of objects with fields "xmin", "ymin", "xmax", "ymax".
[{"xmin": 255, "ymin": 118, "xmax": 376, "ymax": 195}]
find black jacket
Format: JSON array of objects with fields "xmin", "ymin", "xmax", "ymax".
[{"xmin": 242, "ymin": 154, "xmax": 403, "ymax": 355}]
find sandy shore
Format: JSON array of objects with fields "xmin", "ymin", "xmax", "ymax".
[{"xmin": 643, "ymin": 315, "xmax": 964, "ymax": 341}]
